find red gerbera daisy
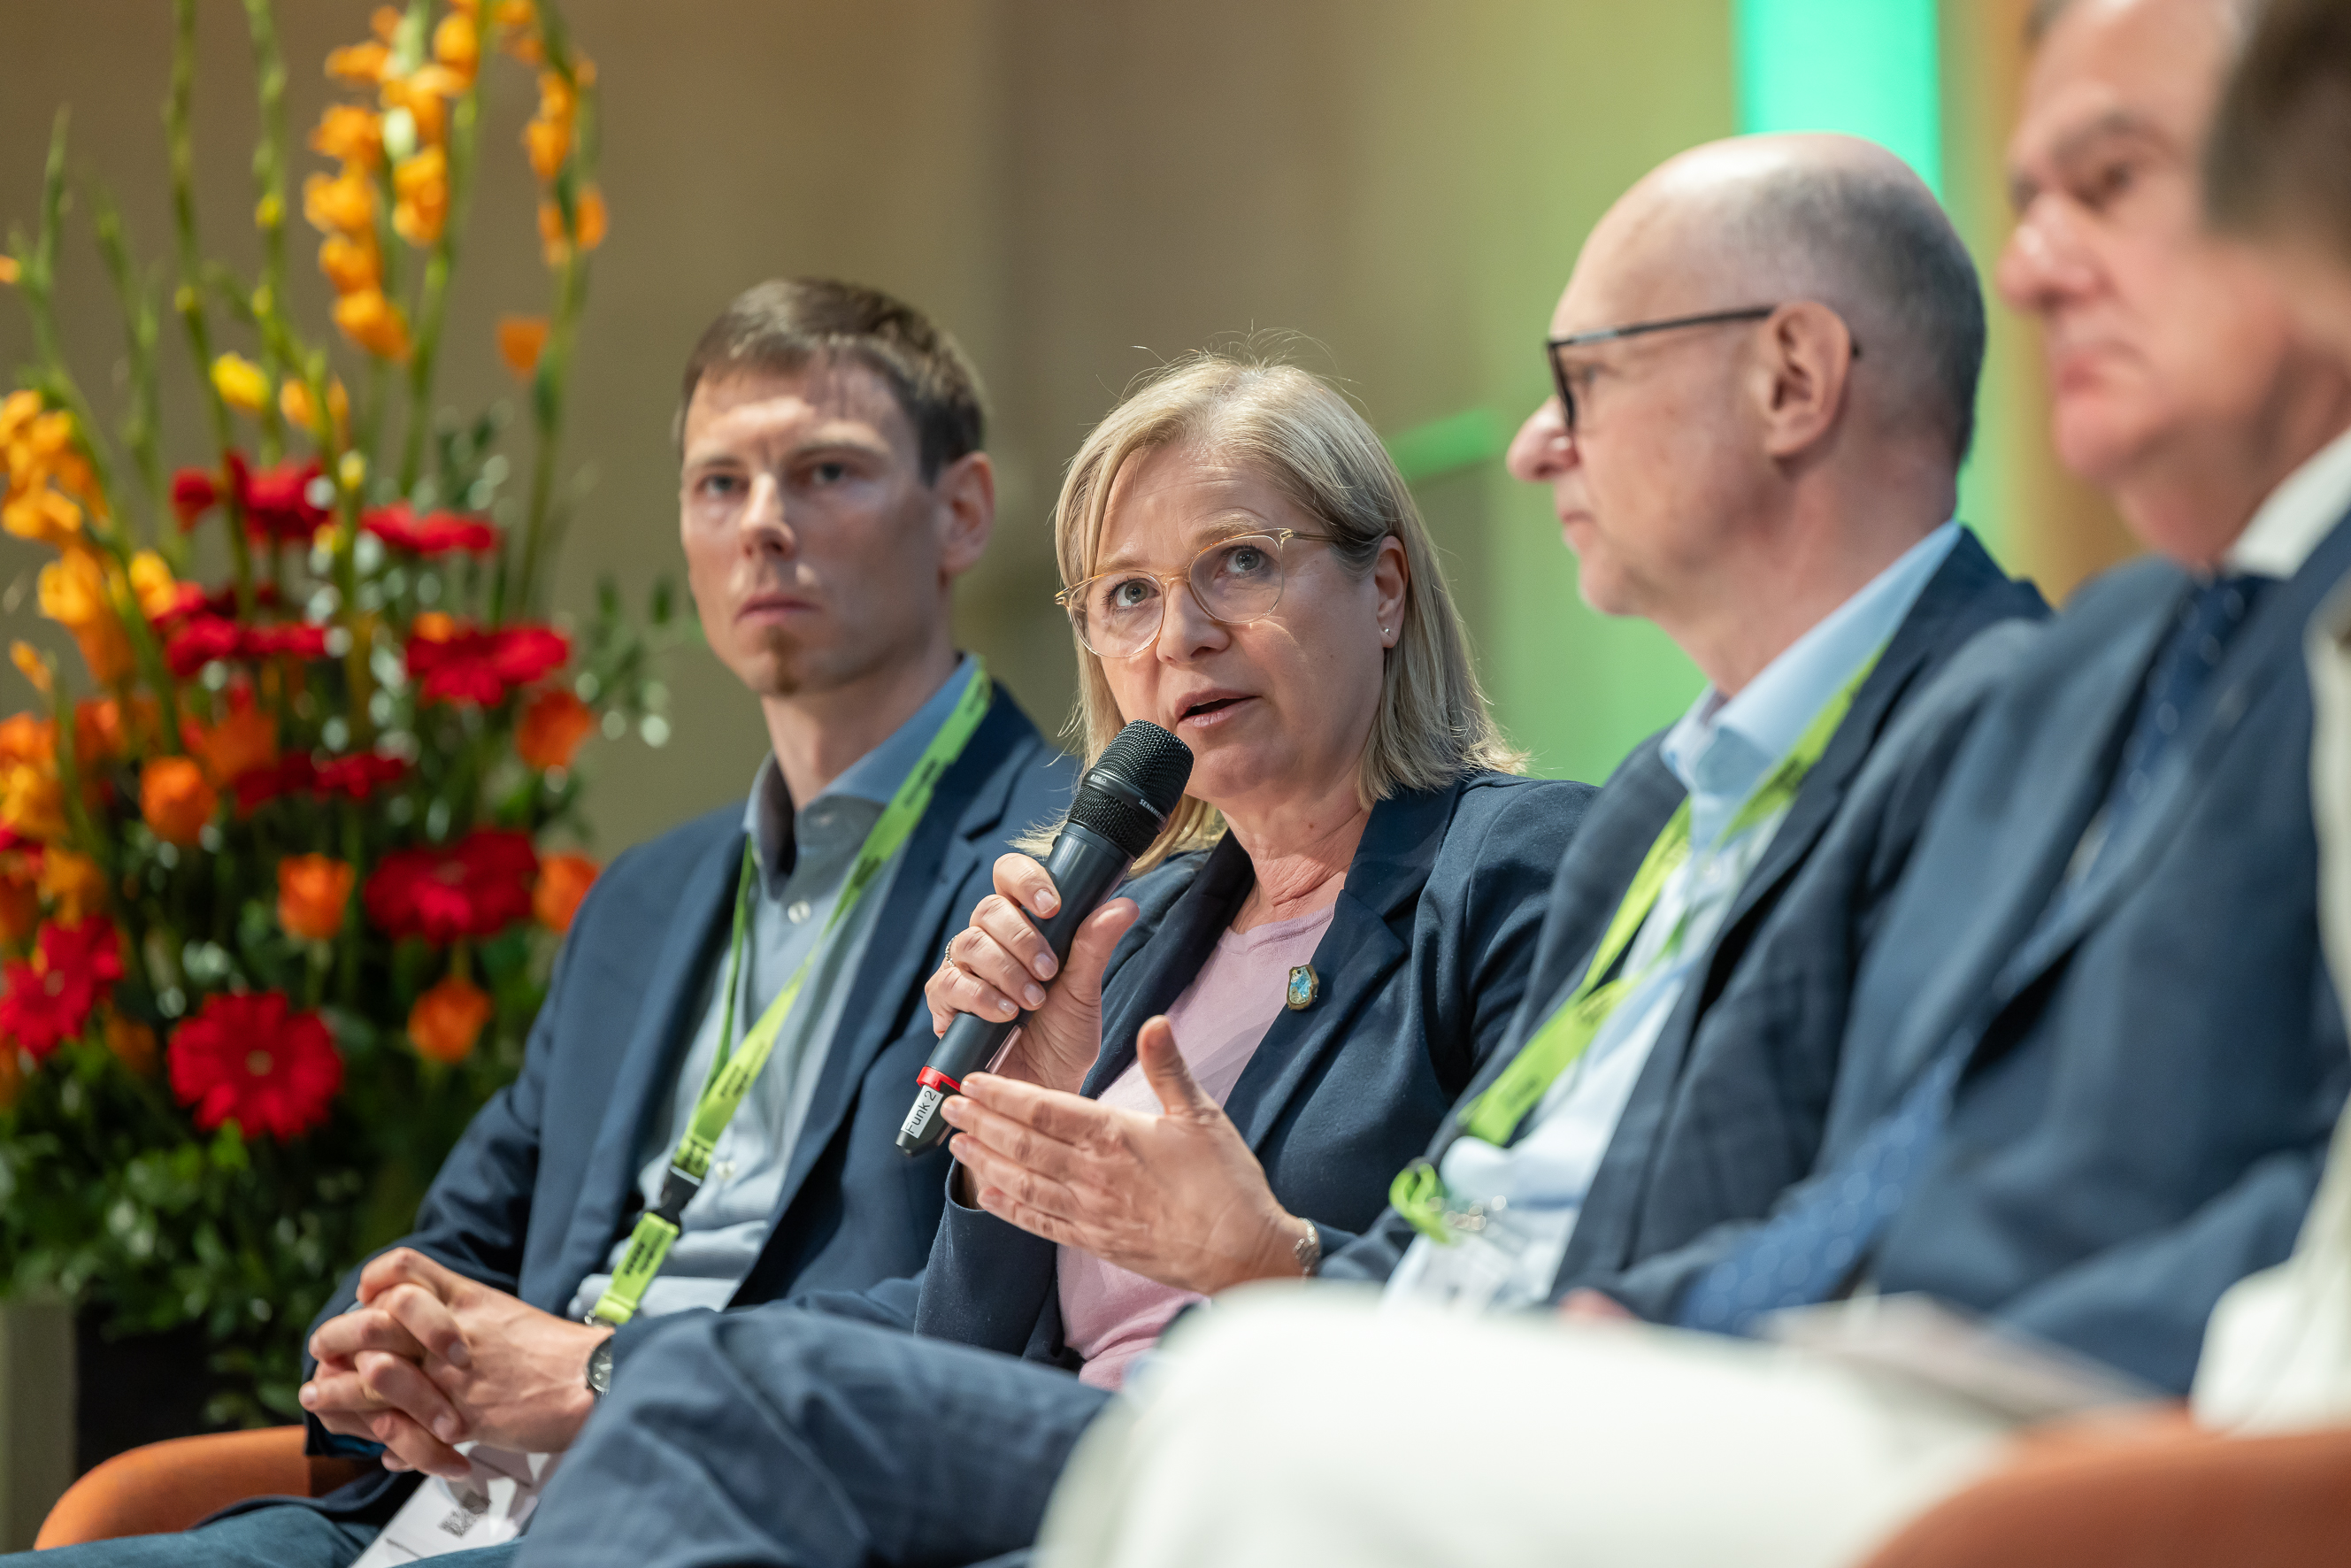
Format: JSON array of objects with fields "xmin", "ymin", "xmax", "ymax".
[
  {"xmin": 363, "ymin": 828, "xmax": 540, "ymax": 943},
  {"xmin": 362, "ymin": 503, "xmax": 498, "ymax": 557},
  {"xmin": 406, "ymin": 626, "xmax": 569, "ymax": 707},
  {"xmin": 0, "ymin": 919, "xmax": 125, "ymax": 1061},
  {"xmin": 167, "ymin": 990, "xmax": 342, "ymax": 1139},
  {"xmin": 230, "ymin": 454, "xmax": 331, "ymax": 544}
]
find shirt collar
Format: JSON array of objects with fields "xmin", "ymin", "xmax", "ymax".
[
  {"xmin": 2227, "ymin": 425, "xmax": 2351, "ymax": 580},
  {"xmin": 1661, "ymin": 521, "xmax": 1958, "ymax": 847},
  {"xmin": 741, "ymin": 653, "xmax": 980, "ymax": 888}
]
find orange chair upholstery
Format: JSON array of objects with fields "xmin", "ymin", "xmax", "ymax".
[
  {"xmin": 35, "ymin": 1427, "xmax": 370, "ymax": 1549},
  {"xmin": 1857, "ymin": 1418, "xmax": 2351, "ymax": 1568}
]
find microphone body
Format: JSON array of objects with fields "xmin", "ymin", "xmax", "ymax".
[{"xmin": 896, "ymin": 721, "xmax": 1193, "ymax": 1157}]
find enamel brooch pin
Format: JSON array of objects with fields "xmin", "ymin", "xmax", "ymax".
[{"xmin": 1286, "ymin": 964, "xmax": 1319, "ymax": 1011}]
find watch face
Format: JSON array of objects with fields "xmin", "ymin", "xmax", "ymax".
[{"xmin": 587, "ymin": 1340, "xmax": 615, "ymax": 1397}]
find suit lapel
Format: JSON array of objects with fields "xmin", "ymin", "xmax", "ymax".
[
  {"xmin": 758, "ymin": 703, "xmax": 1033, "ymax": 1226},
  {"xmin": 1086, "ymin": 836, "xmax": 1253, "ymax": 1095},
  {"xmin": 547, "ymin": 826, "xmax": 745, "ymax": 1302}
]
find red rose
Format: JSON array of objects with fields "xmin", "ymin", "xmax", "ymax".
[
  {"xmin": 170, "ymin": 468, "xmax": 219, "ymax": 528},
  {"xmin": 166, "ymin": 990, "xmax": 342, "ymax": 1139},
  {"xmin": 363, "ymin": 503, "xmax": 498, "ymax": 557},
  {"xmin": 231, "ymin": 454, "xmax": 330, "ymax": 544},
  {"xmin": 0, "ymin": 919, "xmax": 125, "ymax": 1062},
  {"xmin": 406, "ymin": 626, "xmax": 569, "ymax": 707},
  {"xmin": 312, "ymin": 752, "xmax": 408, "ymax": 799},
  {"xmin": 164, "ymin": 616, "xmax": 243, "ymax": 677},
  {"xmin": 363, "ymin": 828, "xmax": 540, "ymax": 943}
]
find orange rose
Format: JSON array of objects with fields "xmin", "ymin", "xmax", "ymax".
[
  {"xmin": 36, "ymin": 849, "xmax": 104, "ymax": 923},
  {"xmin": 409, "ymin": 972, "xmax": 493, "ymax": 1064},
  {"xmin": 188, "ymin": 702, "xmax": 279, "ymax": 788},
  {"xmin": 516, "ymin": 687, "xmax": 594, "ymax": 771},
  {"xmin": 277, "ymin": 854, "xmax": 356, "ymax": 942},
  {"xmin": 534, "ymin": 852, "xmax": 598, "ymax": 934},
  {"xmin": 140, "ymin": 757, "xmax": 218, "ymax": 847},
  {"xmin": 104, "ymin": 1013, "xmax": 158, "ymax": 1075}
]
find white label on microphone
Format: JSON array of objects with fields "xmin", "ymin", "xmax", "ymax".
[{"xmin": 901, "ymin": 1084, "xmax": 947, "ymax": 1141}]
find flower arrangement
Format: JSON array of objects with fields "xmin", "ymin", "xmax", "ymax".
[{"xmin": 0, "ymin": 0, "xmax": 681, "ymax": 1426}]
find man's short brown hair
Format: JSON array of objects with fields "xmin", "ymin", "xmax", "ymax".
[
  {"xmin": 2207, "ymin": 0, "xmax": 2351, "ymax": 265},
  {"xmin": 675, "ymin": 279, "xmax": 987, "ymax": 480}
]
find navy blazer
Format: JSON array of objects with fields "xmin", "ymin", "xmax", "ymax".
[
  {"xmin": 1325, "ymin": 528, "xmax": 2046, "ymax": 1288},
  {"xmin": 907, "ymin": 772, "xmax": 1592, "ymax": 1369},
  {"xmin": 286, "ymin": 688, "xmax": 1072, "ymax": 1516},
  {"xmin": 1610, "ymin": 516, "xmax": 2351, "ymax": 1394}
]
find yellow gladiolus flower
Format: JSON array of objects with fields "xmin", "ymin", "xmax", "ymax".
[
  {"xmin": 0, "ymin": 257, "xmax": 18, "ymax": 287},
  {"xmin": 3, "ymin": 488, "xmax": 82, "ymax": 550},
  {"xmin": 392, "ymin": 147, "xmax": 450, "ymax": 246},
  {"xmin": 333, "ymin": 288, "xmax": 411, "ymax": 360},
  {"xmin": 319, "ymin": 232, "xmax": 381, "ymax": 296},
  {"xmin": 0, "ymin": 390, "xmax": 40, "ymax": 449},
  {"xmin": 310, "ymin": 104, "xmax": 383, "ymax": 167},
  {"xmin": 38, "ymin": 550, "xmax": 133, "ymax": 685},
  {"xmin": 211, "ymin": 353, "xmax": 270, "ymax": 414},
  {"xmin": 303, "ymin": 165, "xmax": 375, "ymax": 236},
  {"xmin": 127, "ymin": 552, "xmax": 181, "ymax": 621},
  {"xmin": 497, "ymin": 316, "xmax": 549, "ymax": 380},
  {"xmin": 327, "ymin": 41, "xmax": 390, "ymax": 86},
  {"xmin": 0, "ymin": 764, "xmax": 65, "ymax": 844}
]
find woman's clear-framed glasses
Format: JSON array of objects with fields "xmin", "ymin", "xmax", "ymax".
[{"xmin": 1056, "ymin": 528, "xmax": 1340, "ymax": 658}]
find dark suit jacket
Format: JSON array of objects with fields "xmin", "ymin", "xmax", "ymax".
[
  {"xmin": 907, "ymin": 772, "xmax": 1593, "ymax": 1369},
  {"xmin": 1325, "ymin": 528, "xmax": 2048, "ymax": 1287},
  {"xmin": 1610, "ymin": 516, "xmax": 2351, "ymax": 1394},
  {"xmin": 287, "ymin": 688, "xmax": 1072, "ymax": 1517}
]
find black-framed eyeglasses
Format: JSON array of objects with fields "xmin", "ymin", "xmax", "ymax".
[
  {"xmin": 1545, "ymin": 304, "xmax": 1861, "ymax": 434},
  {"xmin": 1054, "ymin": 528, "xmax": 1340, "ymax": 659}
]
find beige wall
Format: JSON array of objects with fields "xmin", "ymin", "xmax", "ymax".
[{"xmin": 4, "ymin": 1, "xmax": 1815, "ymax": 851}]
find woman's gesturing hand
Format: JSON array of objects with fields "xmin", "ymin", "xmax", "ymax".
[
  {"xmin": 939, "ymin": 1013, "xmax": 1309, "ymax": 1296},
  {"xmin": 924, "ymin": 851, "xmax": 1139, "ymax": 1096}
]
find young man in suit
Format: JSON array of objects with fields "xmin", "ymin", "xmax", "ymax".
[
  {"xmin": 15, "ymin": 280, "xmax": 1072, "ymax": 1568},
  {"xmin": 1036, "ymin": 2, "xmax": 2351, "ymax": 1564},
  {"xmin": 493, "ymin": 135, "xmax": 2047, "ymax": 1568}
]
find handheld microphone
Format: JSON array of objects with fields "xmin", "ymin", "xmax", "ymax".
[{"xmin": 895, "ymin": 720, "xmax": 1194, "ymax": 1156}]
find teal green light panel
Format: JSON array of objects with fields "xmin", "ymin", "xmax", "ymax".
[{"xmin": 1733, "ymin": 0, "xmax": 1943, "ymax": 193}]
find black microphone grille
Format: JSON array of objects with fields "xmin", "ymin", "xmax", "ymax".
[{"xmin": 1066, "ymin": 722, "xmax": 1194, "ymax": 857}]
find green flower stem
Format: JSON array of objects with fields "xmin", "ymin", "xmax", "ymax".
[
  {"xmin": 88, "ymin": 183, "xmax": 168, "ymax": 554},
  {"xmin": 336, "ymin": 805, "xmax": 365, "ymax": 1008},
  {"xmin": 398, "ymin": 50, "xmax": 488, "ymax": 498},
  {"xmin": 167, "ymin": 0, "xmax": 257, "ymax": 617},
  {"xmin": 19, "ymin": 112, "xmax": 119, "ymax": 504},
  {"xmin": 240, "ymin": 0, "xmax": 293, "ymax": 466}
]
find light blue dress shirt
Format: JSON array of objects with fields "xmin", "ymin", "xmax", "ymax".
[
  {"xmin": 1387, "ymin": 526, "xmax": 1960, "ymax": 1313},
  {"xmin": 566, "ymin": 656, "xmax": 980, "ymax": 1320}
]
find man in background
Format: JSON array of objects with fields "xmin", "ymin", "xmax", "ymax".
[{"xmin": 14, "ymin": 280, "xmax": 1071, "ymax": 1568}]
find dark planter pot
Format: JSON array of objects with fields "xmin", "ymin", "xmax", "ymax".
[{"xmin": 73, "ymin": 1311, "xmax": 230, "ymax": 1476}]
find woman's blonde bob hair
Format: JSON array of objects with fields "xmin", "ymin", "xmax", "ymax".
[{"xmin": 1042, "ymin": 350, "xmax": 1525, "ymax": 870}]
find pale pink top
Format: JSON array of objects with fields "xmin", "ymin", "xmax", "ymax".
[{"xmin": 1058, "ymin": 903, "xmax": 1337, "ymax": 1391}]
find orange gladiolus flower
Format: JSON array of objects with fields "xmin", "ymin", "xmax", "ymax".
[
  {"xmin": 189, "ymin": 703, "xmax": 279, "ymax": 788},
  {"xmin": 38, "ymin": 849, "xmax": 106, "ymax": 923},
  {"xmin": 74, "ymin": 698, "xmax": 123, "ymax": 764},
  {"xmin": 11, "ymin": 644, "xmax": 50, "ymax": 697},
  {"xmin": 277, "ymin": 854, "xmax": 356, "ymax": 942},
  {"xmin": 392, "ymin": 148, "xmax": 450, "ymax": 246},
  {"xmin": 327, "ymin": 41, "xmax": 390, "ymax": 86},
  {"xmin": 409, "ymin": 972, "xmax": 494, "ymax": 1064},
  {"xmin": 0, "ymin": 713, "xmax": 57, "ymax": 770},
  {"xmin": 0, "ymin": 256, "xmax": 17, "ymax": 287},
  {"xmin": 303, "ymin": 165, "xmax": 375, "ymax": 236},
  {"xmin": 496, "ymin": 316, "xmax": 549, "ymax": 380},
  {"xmin": 319, "ymin": 232, "xmax": 381, "ymax": 295},
  {"xmin": 141, "ymin": 757, "xmax": 219, "ymax": 847},
  {"xmin": 576, "ymin": 188, "xmax": 608, "ymax": 250},
  {"xmin": 517, "ymin": 687, "xmax": 593, "ymax": 770},
  {"xmin": 0, "ymin": 715, "xmax": 62, "ymax": 845},
  {"xmin": 534, "ymin": 852, "xmax": 597, "ymax": 934},
  {"xmin": 280, "ymin": 377, "xmax": 351, "ymax": 442},
  {"xmin": 522, "ymin": 116, "xmax": 569, "ymax": 182},
  {"xmin": 434, "ymin": 12, "xmax": 480, "ymax": 79},
  {"xmin": 333, "ymin": 288, "xmax": 411, "ymax": 360},
  {"xmin": 4, "ymin": 486, "xmax": 84, "ymax": 549},
  {"xmin": 310, "ymin": 104, "xmax": 383, "ymax": 167},
  {"xmin": 104, "ymin": 1013, "xmax": 158, "ymax": 1075},
  {"xmin": 37, "ymin": 550, "xmax": 133, "ymax": 685}
]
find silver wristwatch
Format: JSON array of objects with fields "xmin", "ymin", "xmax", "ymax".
[
  {"xmin": 584, "ymin": 1335, "xmax": 615, "ymax": 1401},
  {"xmin": 1293, "ymin": 1218, "xmax": 1322, "ymax": 1277}
]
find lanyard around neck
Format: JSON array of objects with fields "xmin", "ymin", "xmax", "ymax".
[
  {"xmin": 1392, "ymin": 645, "xmax": 1883, "ymax": 1242},
  {"xmin": 589, "ymin": 662, "xmax": 993, "ymax": 1326}
]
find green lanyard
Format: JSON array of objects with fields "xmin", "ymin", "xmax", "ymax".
[
  {"xmin": 1391, "ymin": 647, "xmax": 1882, "ymax": 1244},
  {"xmin": 589, "ymin": 662, "xmax": 993, "ymax": 1326}
]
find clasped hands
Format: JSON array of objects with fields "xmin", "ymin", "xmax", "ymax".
[
  {"xmin": 299, "ymin": 1248, "xmax": 610, "ymax": 1480},
  {"xmin": 925, "ymin": 853, "xmax": 1309, "ymax": 1296}
]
